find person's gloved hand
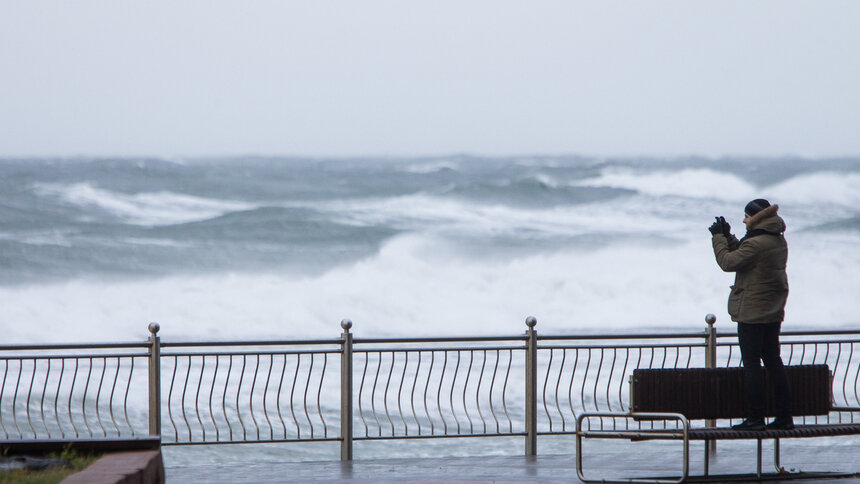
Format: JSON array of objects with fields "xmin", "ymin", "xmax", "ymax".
[
  {"xmin": 718, "ymin": 216, "xmax": 731, "ymax": 237},
  {"xmin": 708, "ymin": 217, "xmax": 722, "ymax": 235}
]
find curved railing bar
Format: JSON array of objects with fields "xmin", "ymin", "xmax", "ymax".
[
  {"xmin": 834, "ymin": 344, "xmax": 844, "ymax": 411},
  {"xmin": 107, "ymin": 357, "xmax": 121, "ymax": 436},
  {"xmin": 397, "ymin": 352, "xmax": 408, "ymax": 436},
  {"xmin": 462, "ymin": 350, "xmax": 473, "ymax": 434},
  {"xmin": 236, "ymin": 355, "xmax": 247, "ymax": 441},
  {"xmin": 580, "ymin": 348, "xmax": 591, "ymax": 412},
  {"xmin": 489, "ymin": 349, "xmax": 501, "ymax": 434},
  {"xmin": 424, "ymin": 352, "xmax": 436, "ymax": 435},
  {"xmin": 11, "ymin": 360, "xmax": 21, "ymax": 437},
  {"xmin": 542, "ymin": 348, "xmax": 553, "ymax": 431},
  {"xmin": 123, "ymin": 358, "xmax": 134, "ymax": 437},
  {"xmin": 303, "ymin": 354, "xmax": 314, "ymax": 438},
  {"xmin": 503, "ymin": 349, "xmax": 513, "ymax": 433},
  {"xmin": 24, "ymin": 359, "xmax": 36, "ymax": 437},
  {"xmin": 182, "ymin": 356, "xmax": 195, "ymax": 441},
  {"xmin": 851, "ymin": 343, "xmax": 860, "ymax": 406},
  {"xmin": 94, "ymin": 358, "xmax": 108, "ymax": 437},
  {"xmin": 175, "ymin": 356, "xmax": 188, "ymax": 441},
  {"xmin": 618, "ymin": 348, "xmax": 629, "ymax": 414},
  {"xmin": 222, "ymin": 356, "xmax": 234, "ymax": 441},
  {"xmin": 410, "ymin": 351, "xmax": 421, "ymax": 434},
  {"xmin": 842, "ymin": 343, "xmax": 853, "ymax": 409},
  {"xmin": 371, "ymin": 352, "xmax": 382, "ymax": 437},
  {"xmin": 288, "ymin": 354, "xmax": 300, "ymax": 439},
  {"xmin": 605, "ymin": 348, "xmax": 616, "ymax": 414},
  {"xmin": 633, "ymin": 349, "xmax": 644, "ymax": 430},
  {"xmin": 195, "ymin": 356, "xmax": 207, "ymax": 441},
  {"xmin": 593, "ymin": 349, "xmax": 604, "ymax": 426},
  {"xmin": 449, "ymin": 351, "xmax": 461, "ymax": 434},
  {"xmin": 567, "ymin": 349, "xmax": 579, "ymax": 422},
  {"xmin": 68, "ymin": 359, "xmax": 79, "ymax": 438},
  {"xmin": 209, "ymin": 356, "xmax": 219, "ymax": 442},
  {"xmin": 437, "ymin": 351, "xmax": 448, "ymax": 435},
  {"xmin": 384, "ymin": 352, "xmax": 395, "ymax": 436},
  {"xmin": 81, "ymin": 357, "xmax": 94, "ymax": 437},
  {"xmin": 275, "ymin": 355, "xmax": 287, "ymax": 439},
  {"xmin": 262, "ymin": 354, "xmax": 274, "ymax": 440},
  {"xmin": 249, "ymin": 355, "xmax": 261, "ymax": 441},
  {"xmin": 318, "ymin": 354, "xmax": 328, "ymax": 438},
  {"xmin": 40, "ymin": 359, "xmax": 52, "ymax": 437},
  {"xmin": 358, "ymin": 352, "xmax": 369, "ymax": 437},
  {"xmin": 475, "ymin": 350, "xmax": 487, "ymax": 433},
  {"xmin": 1, "ymin": 360, "xmax": 9, "ymax": 439}
]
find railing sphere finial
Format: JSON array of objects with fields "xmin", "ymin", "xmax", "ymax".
[
  {"xmin": 705, "ymin": 314, "xmax": 716, "ymax": 326},
  {"xmin": 148, "ymin": 322, "xmax": 160, "ymax": 335},
  {"xmin": 525, "ymin": 316, "xmax": 537, "ymax": 328},
  {"xmin": 341, "ymin": 319, "xmax": 353, "ymax": 331}
]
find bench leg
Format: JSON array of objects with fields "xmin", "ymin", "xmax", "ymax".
[
  {"xmin": 575, "ymin": 412, "xmax": 690, "ymax": 484},
  {"xmin": 773, "ymin": 437, "xmax": 782, "ymax": 473},
  {"xmin": 757, "ymin": 439, "xmax": 763, "ymax": 479},
  {"xmin": 703, "ymin": 440, "xmax": 709, "ymax": 477}
]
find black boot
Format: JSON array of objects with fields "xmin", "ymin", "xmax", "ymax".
[
  {"xmin": 766, "ymin": 416, "xmax": 795, "ymax": 430},
  {"xmin": 732, "ymin": 418, "xmax": 765, "ymax": 431}
]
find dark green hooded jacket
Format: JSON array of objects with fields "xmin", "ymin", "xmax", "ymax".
[{"xmin": 712, "ymin": 205, "xmax": 788, "ymax": 324}]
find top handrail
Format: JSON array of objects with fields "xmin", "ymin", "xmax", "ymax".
[
  {"xmin": 353, "ymin": 335, "xmax": 527, "ymax": 344},
  {"xmin": 160, "ymin": 338, "xmax": 343, "ymax": 348},
  {"xmin": 0, "ymin": 342, "xmax": 149, "ymax": 351},
  {"xmin": 715, "ymin": 329, "xmax": 860, "ymax": 338},
  {"xmin": 3, "ymin": 324, "xmax": 858, "ymax": 354},
  {"xmin": 538, "ymin": 332, "xmax": 708, "ymax": 341}
]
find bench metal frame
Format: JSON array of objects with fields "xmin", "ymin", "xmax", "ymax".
[{"xmin": 576, "ymin": 409, "xmax": 860, "ymax": 482}]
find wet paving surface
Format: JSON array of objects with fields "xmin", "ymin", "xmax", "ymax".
[{"xmin": 167, "ymin": 438, "xmax": 860, "ymax": 483}]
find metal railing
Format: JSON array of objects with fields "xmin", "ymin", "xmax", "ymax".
[{"xmin": 1, "ymin": 316, "xmax": 859, "ymax": 461}]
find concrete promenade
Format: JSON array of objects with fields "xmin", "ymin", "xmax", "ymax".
[{"xmin": 166, "ymin": 437, "xmax": 860, "ymax": 483}]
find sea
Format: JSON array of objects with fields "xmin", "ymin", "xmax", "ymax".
[{"xmin": 2, "ymin": 156, "xmax": 860, "ymax": 464}]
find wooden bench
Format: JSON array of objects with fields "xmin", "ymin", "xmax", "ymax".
[{"xmin": 575, "ymin": 365, "xmax": 860, "ymax": 483}]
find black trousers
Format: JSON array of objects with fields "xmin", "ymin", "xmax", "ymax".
[{"xmin": 737, "ymin": 322, "xmax": 792, "ymax": 420}]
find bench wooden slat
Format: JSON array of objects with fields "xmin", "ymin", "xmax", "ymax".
[{"xmin": 631, "ymin": 364, "xmax": 831, "ymax": 420}]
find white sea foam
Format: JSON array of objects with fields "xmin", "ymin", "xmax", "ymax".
[
  {"xmin": 402, "ymin": 160, "xmax": 460, "ymax": 174},
  {"xmin": 573, "ymin": 167, "xmax": 757, "ymax": 201},
  {"xmin": 767, "ymin": 172, "xmax": 860, "ymax": 210},
  {"xmin": 313, "ymin": 193, "xmax": 693, "ymax": 240},
  {"xmin": 33, "ymin": 182, "xmax": 254, "ymax": 226},
  {"xmin": 2, "ymin": 230, "xmax": 856, "ymax": 345}
]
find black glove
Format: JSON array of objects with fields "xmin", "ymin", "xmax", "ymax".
[
  {"xmin": 718, "ymin": 216, "xmax": 731, "ymax": 238},
  {"xmin": 708, "ymin": 217, "xmax": 722, "ymax": 235}
]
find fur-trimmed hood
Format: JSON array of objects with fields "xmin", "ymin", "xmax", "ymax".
[{"xmin": 746, "ymin": 204, "xmax": 785, "ymax": 233}]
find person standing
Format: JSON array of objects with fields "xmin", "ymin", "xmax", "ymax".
[{"xmin": 709, "ymin": 199, "xmax": 794, "ymax": 430}]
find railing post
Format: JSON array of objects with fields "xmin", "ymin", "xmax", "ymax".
[
  {"xmin": 525, "ymin": 316, "xmax": 537, "ymax": 456},
  {"xmin": 705, "ymin": 313, "xmax": 717, "ymax": 456},
  {"xmin": 147, "ymin": 322, "xmax": 162, "ymax": 437},
  {"xmin": 340, "ymin": 319, "xmax": 354, "ymax": 461}
]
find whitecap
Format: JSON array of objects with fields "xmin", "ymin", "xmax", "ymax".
[
  {"xmin": 573, "ymin": 167, "xmax": 756, "ymax": 201},
  {"xmin": 766, "ymin": 172, "xmax": 860, "ymax": 209},
  {"xmin": 33, "ymin": 182, "xmax": 255, "ymax": 226},
  {"xmin": 402, "ymin": 161, "xmax": 460, "ymax": 174}
]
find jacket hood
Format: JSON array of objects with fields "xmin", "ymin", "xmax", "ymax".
[{"xmin": 747, "ymin": 204, "xmax": 785, "ymax": 233}]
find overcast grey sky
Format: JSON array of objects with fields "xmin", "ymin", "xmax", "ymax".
[{"xmin": 1, "ymin": 1, "xmax": 859, "ymax": 158}]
